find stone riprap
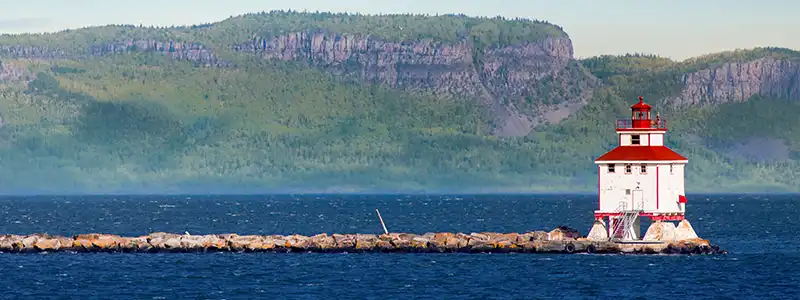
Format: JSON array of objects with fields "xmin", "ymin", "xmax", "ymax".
[{"xmin": 0, "ymin": 227, "xmax": 726, "ymax": 255}]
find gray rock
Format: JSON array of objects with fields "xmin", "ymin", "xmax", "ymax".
[{"xmin": 669, "ymin": 57, "xmax": 800, "ymax": 106}]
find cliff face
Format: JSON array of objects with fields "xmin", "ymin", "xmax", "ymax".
[
  {"xmin": 0, "ymin": 40, "xmax": 229, "ymax": 67},
  {"xmin": 232, "ymin": 32, "xmax": 597, "ymax": 136},
  {"xmin": 0, "ymin": 45, "xmax": 67, "ymax": 59},
  {"xmin": 0, "ymin": 59, "xmax": 34, "ymax": 83},
  {"xmin": 87, "ymin": 39, "xmax": 231, "ymax": 67},
  {"xmin": 670, "ymin": 57, "xmax": 800, "ymax": 106}
]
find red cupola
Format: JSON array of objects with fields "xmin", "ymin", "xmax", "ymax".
[{"xmin": 616, "ymin": 96, "xmax": 666, "ymax": 131}]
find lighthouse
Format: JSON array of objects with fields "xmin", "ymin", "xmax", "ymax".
[{"xmin": 587, "ymin": 96, "xmax": 699, "ymax": 242}]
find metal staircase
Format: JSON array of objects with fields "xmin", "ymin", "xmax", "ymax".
[{"xmin": 610, "ymin": 202, "xmax": 641, "ymax": 241}]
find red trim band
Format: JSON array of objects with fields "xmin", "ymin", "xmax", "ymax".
[{"xmin": 595, "ymin": 212, "xmax": 685, "ymax": 221}]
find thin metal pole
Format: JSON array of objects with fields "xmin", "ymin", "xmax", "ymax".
[{"xmin": 375, "ymin": 208, "xmax": 389, "ymax": 235}]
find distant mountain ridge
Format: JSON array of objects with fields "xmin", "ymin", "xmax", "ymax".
[{"xmin": 0, "ymin": 11, "xmax": 798, "ymax": 194}]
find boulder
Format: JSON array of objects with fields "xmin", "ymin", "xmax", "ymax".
[
  {"xmin": 355, "ymin": 234, "xmax": 378, "ymax": 250},
  {"xmin": 332, "ymin": 234, "xmax": 356, "ymax": 250},
  {"xmin": 0, "ymin": 235, "xmax": 19, "ymax": 251},
  {"xmin": 548, "ymin": 226, "xmax": 581, "ymax": 241},
  {"xmin": 497, "ymin": 233, "xmax": 519, "ymax": 242},
  {"xmin": 310, "ymin": 233, "xmax": 336, "ymax": 250},
  {"xmin": 33, "ymin": 238, "xmax": 60, "ymax": 251},
  {"xmin": 410, "ymin": 237, "xmax": 429, "ymax": 250},
  {"xmin": 163, "ymin": 237, "xmax": 183, "ymax": 250},
  {"xmin": 258, "ymin": 236, "xmax": 276, "ymax": 250},
  {"xmin": 245, "ymin": 239, "xmax": 266, "ymax": 252},
  {"xmin": 469, "ymin": 233, "xmax": 490, "ymax": 241},
  {"xmin": 93, "ymin": 235, "xmax": 122, "ymax": 250},
  {"xmin": 73, "ymin": 237, "xmax": 94, "ymax": 251},
  {"xmin": 496, "ymin": 240, "xmax": 516, "ymax": 249},
  {"xmin": 118, "ymin": 237, "xmax": 148, "ymax": 252},
  {"xmin": 285, "ymin": 234, "xmax": 309, "ymax": 249},
  {"xmin": 467, "ymin": 239, "xmax": 493, "ymax": 252},
  {"xmin": 376, "ymin": 239, "xmax": 395, "ymax": 251},
  {"xmin": 389, "ymin": 234, "xmax": 414, "ymax": 250},
  {"xmin": 202, "ymin": 235, "xmax": 227, "ymax": 250},
  {"xmin": 429, "ymin": 233, "xmax": 452, "ymax": 250},
  {"xmin": 56, "ymin": 237, "xmax": 75, "ymax": 251},
  {"xmin": 180, "ymin": 235, "xmax": 206, "ymax": 252},
  {"xmin": 135, "ymin": 237, "xmax": 154, "ymax": 251},
  {"xmin": 20, "ymin": 235, "xmax": 40, "ymax": 252},
  {"xmin": 229, "ymin": 235, "xmax": 260, "ymax": 251}
]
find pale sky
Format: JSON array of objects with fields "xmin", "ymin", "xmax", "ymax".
[{"xmin": 0, "ymin": 0, "xmax": 797, "ymax": 60}]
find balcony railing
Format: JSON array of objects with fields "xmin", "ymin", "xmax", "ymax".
[{"xmin": 616, "ymin": 119, "xmax": 667, "ymax": 130}]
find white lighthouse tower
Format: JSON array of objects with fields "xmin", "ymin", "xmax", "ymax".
[{"xmin": 587, "ymin": 96, "xmax": 699, "ymax": 242}]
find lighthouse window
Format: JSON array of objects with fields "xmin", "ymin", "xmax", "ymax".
[
  {"xmin": 624, "ymin": 164, "xmax": 632, "ymax": 174},
  {"xmin": 640, "ymin": 164, "xmax": 647, "ymax": 174},
  {"xmin": 670, "ymin": 164, "xmax": 674, "ymax": 174},
  {"xmin": 631, "ymin": 135, "xmax": 641, "ymax": 145},
  {"xmin": 608, "ymin": 164, "xmax": 615, "ymax": 173}
]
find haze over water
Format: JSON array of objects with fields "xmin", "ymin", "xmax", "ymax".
[{"xmin": 0, "ymin": 193, "xmax": 797, "ymax": 299}]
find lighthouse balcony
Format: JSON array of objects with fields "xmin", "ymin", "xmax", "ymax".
[{"xmin": 616, "ymin": 119, "xmax": 667, "ymax": 130}]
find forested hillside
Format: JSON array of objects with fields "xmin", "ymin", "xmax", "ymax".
[{"xmin": 0, "ymin": 11, "xmax": 797, "ymax": 194}]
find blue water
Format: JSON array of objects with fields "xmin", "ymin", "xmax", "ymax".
[{"xmin": 0, "ymin": 194, "xmax": 798, "ymax": 299}]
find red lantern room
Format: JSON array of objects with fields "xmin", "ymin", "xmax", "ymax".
[
  {"xmin": 631, "ymin": 96, "xmax": 652, "ymax": 128},
  {"xmin": 616, "ymin": 96, "xmax": 666, "ymax": 130}
]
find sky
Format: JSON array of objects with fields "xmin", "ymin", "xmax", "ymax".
[{"xmin": 0, "ymin": 0, "xmax": 797, "ymax": 60}]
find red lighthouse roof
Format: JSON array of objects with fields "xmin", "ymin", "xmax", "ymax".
[
  {"xmin": 631, "ymin": 96, "xmax": 652, "ymax": 110},
  {"xmin": 595, "ymin": 146, "xmax": 687, "ymax": 162}
]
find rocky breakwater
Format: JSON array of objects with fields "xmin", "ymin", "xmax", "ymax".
[
  {"xmin": 232, "ymin": 32, "xmax": 598, "ymax": 137},
  {"xmin": 0, "ymin": 227, "xmax": 725, "ymax": 255}
]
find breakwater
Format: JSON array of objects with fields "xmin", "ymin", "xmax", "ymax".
[{"xmin": 0, "ymin": 227, "xmax": 726, "ymax": 255}]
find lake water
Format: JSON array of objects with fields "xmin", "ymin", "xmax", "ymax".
[{"xmin": 0, "ymin": 194, "xmax": 797, "ymax": 299}]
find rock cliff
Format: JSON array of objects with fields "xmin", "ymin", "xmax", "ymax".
[
  {"xmin": 87, "ymin": 39, "xmax": 231, "ymax": 67},
  {"xmin": 232, "ymin": 32, "xmax": 597, "ymax": 136},
  {"xmin": 0, "ymin": 45, "xmax": 67, "ymax": 59},
  {"xmin": 669, "ymin": 57, "xmax": 800, "ymax": 106},
  {"xmin": 0, "ymin": 59, "xmax": 34, "ymax": 83},
  {"xmin": 0, "ymin": 40, "xmax": 229, "ymax": 67}
]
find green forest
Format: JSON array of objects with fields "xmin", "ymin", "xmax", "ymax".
[{"xmin": 0, "ymin": 11, "xmax": 798, "ymax": 194}]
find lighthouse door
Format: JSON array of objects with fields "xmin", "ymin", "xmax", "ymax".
[{"xmin": 631, "ymin": 190, "xmax": 644, "ymax": 210}]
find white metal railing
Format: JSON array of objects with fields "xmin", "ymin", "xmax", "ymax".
[{"xmin": 610, "ymin": 201, "xmax": 641, "ymax": 241}]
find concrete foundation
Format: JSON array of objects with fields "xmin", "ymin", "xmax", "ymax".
[
  {"xmin": 675, "ymin": 219, "xmax": 699, "ymax": 240},
  {"xmin": 587, "ymin": 219, "xmax": 609, "ymax": 241},
  {"xmin": 643, "ymin": 221, "xmax": 678, "ymax": 242}
]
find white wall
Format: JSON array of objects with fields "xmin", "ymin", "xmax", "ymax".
[
  {"xmin": 617, "ymin": 131, "xmax": 666, "ymax": 146},
  {"xmin": 620, "ymin": 134, "xmax": 631, "ymax": 146},
  {"xmin": 649, "ymin": 133, "xmax": 664, "ymax": 146},
  {"xmin": 656, "ymin": 163, "xmax": 686, "ymax": 213},
  {"xmin": 598, "ymin": 163, "xmax": 656, "ymax": 212},
  {"xmin": 598, "ymin": 162, "xmax": 686, "ymax": 214}
]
